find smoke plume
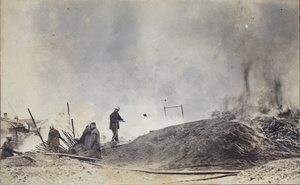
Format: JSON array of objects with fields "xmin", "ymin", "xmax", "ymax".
[{"xmin": 1, "ymin": 0, "xmax": 298, "ymax": 145}]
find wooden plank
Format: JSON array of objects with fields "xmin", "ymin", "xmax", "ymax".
[
  {"xmin": 80, "ymin": 162, "xmax": 240, "ymax": 176},
  {"xmin": 170, "ymin": 173, "xmax": 237, "ymax": 184},
  {"xmin": 84, "ymin": 161, "xmax": 104, "ymax": 168},
  {"xmin": 130, "ymin": 169, "xmax": 239, "ymax": 175},
  {"xmin": 44, "ymin": 153, "xmax": 101, "ymax": 161},
  {"xmin": 43, "ymin": 153, "xmax": 239, "ymax": 176},
  {"xmin": 28, "ymin": 108, "xmax": 47, "ymax": 149}
]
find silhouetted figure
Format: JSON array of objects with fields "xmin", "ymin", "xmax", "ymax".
[
  {"xmin": 47, "ymin": 126, "xmax": 62, "ymax": 153},
  {"xmin": 109, "ymin": 107, "xmax": 125, "ymax": 142},
  {"xmin": 89, "ymin": 122, "xmax": 101, "ymax": 159}
]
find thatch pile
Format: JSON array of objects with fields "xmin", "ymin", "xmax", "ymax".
[{"xmin": 102, "ymin": 114, "xmax": 299, "ymax": 170}]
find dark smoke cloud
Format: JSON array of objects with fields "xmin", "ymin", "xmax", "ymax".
[{"xmin": 233, "ymin": 1, "xmax": 298, "ymax": 117}]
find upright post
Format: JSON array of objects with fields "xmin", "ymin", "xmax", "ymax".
[
  {"xmin": 71, "ymin": 119, "xmax": 75, "ymax": 138},
  {"xmin": 15, "ymin": 129, "xmax": 18, "ymax": 148},
  {"xmin": 181, "ymin": 104, "xmax": 185, "ymax": 122},
  {"xmin": 67, "ymin": 102, "xmax": 71, "ymax": 125},
  {"xmin": 67, "ymin": 102, "xmax": 75, "ymax": 137}
]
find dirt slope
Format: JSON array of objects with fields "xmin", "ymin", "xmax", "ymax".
[
  {"xmin": 0, "ymin": 153, "xmax": 238, "ymax": 185},
  {"xmin": 102, "ymin": 118, "xmax": 299, "ymax": 170},
  {"xmin": 236, "ymin": 157, "xmax": 300, "ymax": 184}
]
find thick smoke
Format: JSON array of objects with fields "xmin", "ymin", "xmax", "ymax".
[
  {"xmin": 217, "ymin": 1, "xmax": 299, "ymax": 119},
  {"xmin": 1, "ymin": 0, "xmax": 298, "ymax": 145}
]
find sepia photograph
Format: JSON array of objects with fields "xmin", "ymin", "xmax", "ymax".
[{"xmin": 1, "ymin": 0, "xmax": 299, "ymax": 184}]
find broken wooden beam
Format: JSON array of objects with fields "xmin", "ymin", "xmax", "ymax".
[
  {"xmin": 71, "ymin": 119, "xmax": 75, "ymax": 138},
  {"xmin": 44, "ymin": 153, "xmax": 101, "ymax": 161},
  {"xmin": 130, "ymin": 169, "xmax": 240, "ymax": 175},
  {"xmin": 28, "ymin": 108, "xmax": 47, "ymax": 149},
  {"xmin": 84, "ymin": 161, "xmax": 104, "ymax": 168},
  {"xmin": 172, "ymin": 173, "xmax": 238, "ymax": 183}
]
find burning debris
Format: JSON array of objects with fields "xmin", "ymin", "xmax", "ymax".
[
  {"xmin": 211, "ymin": 110, "xmax": 236, "ymax": 121},
  {"xmin": 253, "ymin": 110, "xmax": 300, "ymax": 151},
  {"xmin": 211, "ymin": 108, "xmax": 300, "ymax": 153}
]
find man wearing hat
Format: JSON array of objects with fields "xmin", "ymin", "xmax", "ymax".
[
  {"xmin": 89, "ymin": 122, "xmax": 101, "ymax": 158},
  {"xmin": 1, "ymin": 134, "xmax": 22, "ymax": 159},
  {"xmin": 47, "ymin": 126, "xmax": 62, "ymax": 153},
  {"xmin": 109, "ymin": 106, "xmax": 125, "ymax": 142}
]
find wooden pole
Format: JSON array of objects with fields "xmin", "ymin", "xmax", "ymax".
[
  {"xmin": 27, "ymin": 108, "xmax": 47, "ymax": 149},
  {"xmin": 181, "ymin": 104, "xmax": 185, "ymax": 121},
  {"xmin": 67, "ymin": 102, "xmax": 71, "ymax": 125},
  {"xmin": 44, "ymin": 153, "xmax": 101, "ymax": 161},
  {"xmin": 67, "ymin": 102, "xmax": 75, "ymax": 136},
  {"xmin": 15, "ymin": 129, "xmax": 18, "ymax": 148},
  {"xmin": 71, "ymin": 119, "xmax": 75, "ymax": 138}
]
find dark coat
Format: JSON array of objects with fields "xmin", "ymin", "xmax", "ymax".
[
  {"xmin": 79, "ymin": 125, "xmax": 91, "ymax": 149},
  {"xmin": 90, "ymin": 128, "xmax": 100, "ymax": 149},
  {"xmin": 47, "ymin": 128, "xmax": 61, "ymax": 147},
  {"xmin": 89, "ymin": 128, "xmax": 101, "ymax": 158},
  {"xmin": 109, "ymin": 111, "xmax": 123, "ymax": 130},
  {"xmin": 1, "ymin": 141, "xmax": 17, "ymax": 159}
]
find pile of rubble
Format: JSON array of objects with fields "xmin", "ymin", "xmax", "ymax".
[
  {"xmin": 212, "ymin": 109, "xmax": 299, "ymax": 152},
  {"xmin": 102, "ymin": 116, "xmax": 299, "ymax": 170},
  {"xmin": 253, "ymin": 109, "xmax": 300, "ymax": 152},
  {"xmin": 46, "ymin": 109, "xmax": 299, "ymax": 172}
]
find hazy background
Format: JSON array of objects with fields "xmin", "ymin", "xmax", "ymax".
[{"xmin": 1, "ymin": 0, "xmax": 298, "ymax": 143}]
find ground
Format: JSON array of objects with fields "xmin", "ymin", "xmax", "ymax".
[
  {"xmin": 236, "ymin": 158, "xmax": 300, "ymax": 184},
  {"xmin": 0, "ymin": 153, "xmax": 299, "ymax": 184},
  {"xmin": 0, "ymin": 153, "xmax": 235, "ymax": 184}
]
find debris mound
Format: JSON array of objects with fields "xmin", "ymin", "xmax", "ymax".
[
  {"xmin": 253, "ymin": 110, "xmax": 300, "ymax": 151},
  {"xmin": 103, "ymin": 118, "xmax": 299, "ymax": 170}
]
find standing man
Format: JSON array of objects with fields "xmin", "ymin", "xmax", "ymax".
[
  {"xmin": 89, "ymin": 122, "xmax": 101, "ymax": 159},
  {"xmin": 47, "ymin": 126, "xmax": 62, "ymax": 153},
  {"xmin": 109, "ymin": 106, "xmax": 125, "ymax": 142},
  {"xmin": 1, "ymin": 134, "xmax": 22, "ymax": 159}
]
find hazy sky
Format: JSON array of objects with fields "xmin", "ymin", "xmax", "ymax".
[{"xmin": 1, "ymin": 0, "xmax": 299, "ymax": 140}]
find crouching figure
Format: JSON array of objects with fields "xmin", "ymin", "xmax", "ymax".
[{"xmin": 1, "ymin": 134, "xmax": 22, "ymax": 159}]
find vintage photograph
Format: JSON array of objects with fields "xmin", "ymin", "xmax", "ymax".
[{"xmin": 1, "ymin": 0, "xmax": 299, "ymax": 184}]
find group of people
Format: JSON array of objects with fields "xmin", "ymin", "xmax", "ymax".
[
  {"xmin": 78, "ymin": 122, "xmax": 102, "ymax": 158},
  {"xmin": 48, "ymin": 107, "xmax": 124, "ymax": 159},
  {"xmin": 1, "ymin": 107, "xmax": 124, "ymax": 160}
]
